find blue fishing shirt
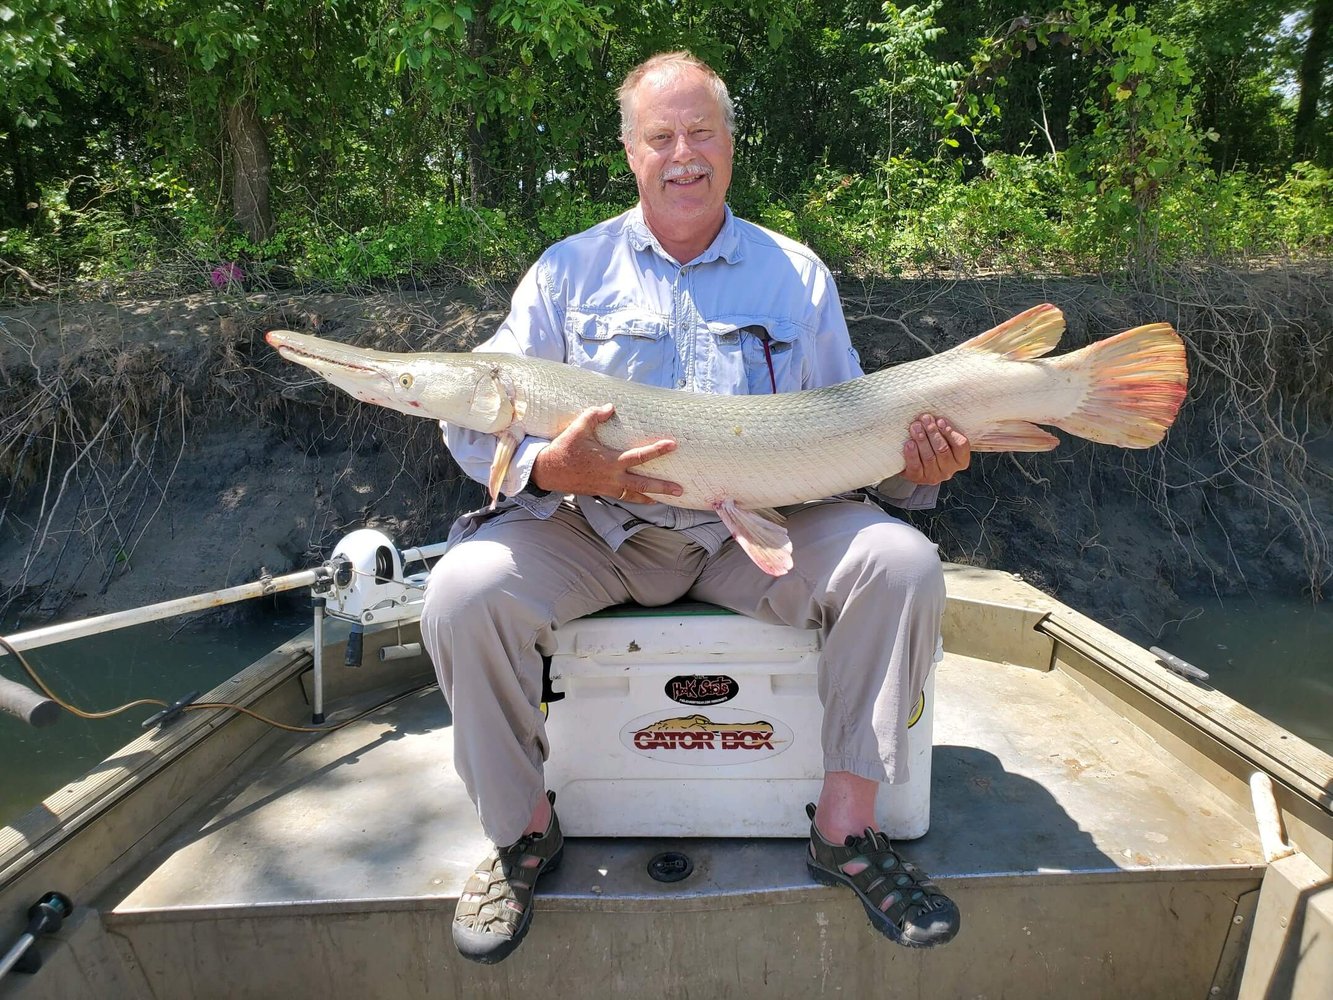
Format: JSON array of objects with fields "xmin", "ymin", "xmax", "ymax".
[{"xmin": 443, "ymin": 204, "xmax": 937, "ymax": 554}]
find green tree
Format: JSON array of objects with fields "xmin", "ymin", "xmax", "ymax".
[
  {"xmin": 0, "ymin": 0, "xmax": 97, "ymax": 225},
  {"xmin": 373, "ymin": 0, "xmax": 615, "ymax": 209},
  {"xmin": 1292, "ymin": 0, "xmax": 1333, "ymax": 162},
  {"xmin": 1145, "ymin": 1, "xmax": 1290, "ymax": 170},
  {"xmin": 1064, "ymin": 4, "xmax": 1212, "ymax": 262},
  {"xmin": 125, "ymin": 1, "xmax": 390, "ymax": 242}
]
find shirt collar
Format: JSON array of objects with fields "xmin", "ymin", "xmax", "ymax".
[{"xmin": 627, "ymin": 203, "xmax": 745, "ymax": 266}]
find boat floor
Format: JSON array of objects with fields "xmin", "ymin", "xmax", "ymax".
[{"xmin": 108, "ymin": 652, "xmax": 1263, "ymax": 921}]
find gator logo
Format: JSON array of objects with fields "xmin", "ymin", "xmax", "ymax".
[
  {"xmin": 664, "ymin": 674, "xmax": 739, "ymax": 706},
  {"xmin": 621, "ymin": 708, "xmax": 794, "ymax": 765}
]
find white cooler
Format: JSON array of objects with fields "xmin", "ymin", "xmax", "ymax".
[{"xmin": 542, "ymin": 603, "xmax": 936, "ymax": 839}]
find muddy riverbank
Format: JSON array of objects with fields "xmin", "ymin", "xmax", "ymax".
[{"xmin": 2, "ymin": 265, "xmax": 1329, "ymax": 647}]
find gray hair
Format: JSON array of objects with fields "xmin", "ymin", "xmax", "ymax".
[{"xmin": 618, "ymin": 51, "xmax": 735, "ymax": 144}]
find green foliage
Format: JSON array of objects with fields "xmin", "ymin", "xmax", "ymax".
[
  {"xmin": 741, "ymin": 153, "xmax": 1331, "ymax": 277},
  {"xmin": 0, "ymin": 0, "xmax": 83, "ymax": 127},
  {"xmin": 1268, "ymin": 163, "xmax": 1333, "ymax": 250},
  {"xmin": 284, "ymin": 201, "xmax": 545, "ymax": 286},
  {"xmin": 1146, "ymin": 0, "xmax": 1291, "ymax": 169},
  {"xmin": 1061, "ymin": 4, "xmax": 1212, "ymax": 263},
  {"xmin": 913, "ymin": 153, "xmax": 1064, "ymax": 267},
  {"xmin": 1, "ymin": 0, "xmax": 1329, "ymax": 292},
  {"xmin": 859, "ymin": 2, "xmax": 965, "ymax": 157}
]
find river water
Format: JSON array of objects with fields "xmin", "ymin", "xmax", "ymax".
[
  {"xmin": 0, "ymin": 603, "xmax": 309, "ymax": 826},
  {"xmin": 1, "ymin": 592, "xmax": 1328, "ymax": 828},
  {"xmin": 1161, "ymin": 591, "xmax": 1332, "ymax": 755}
]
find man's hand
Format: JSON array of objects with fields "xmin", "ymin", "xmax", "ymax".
[
  {"xmin": 531, "ymin": 403, "xmax": 683, "ymax": 502},
  {"xmin": 902, "ymin": 414, "xmax": 970, "ymax": 486}
]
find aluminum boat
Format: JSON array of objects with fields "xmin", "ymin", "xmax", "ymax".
[{"xmin": 1, "ymin": 532, "xmax": 1329, "ymax": 999}]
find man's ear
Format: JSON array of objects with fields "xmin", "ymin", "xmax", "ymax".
[{"xmin": 623, "ymin": 139, "xmax": 636, "ymax": 170}]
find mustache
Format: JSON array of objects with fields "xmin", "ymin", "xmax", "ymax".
[{"xmin": 660, "ymin": 163, "xmax": 713, "ymax": 183}]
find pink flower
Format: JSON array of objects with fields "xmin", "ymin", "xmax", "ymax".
[{"xmin": 210, "ymin": 262, "xmax": 244, "ymax": 288}]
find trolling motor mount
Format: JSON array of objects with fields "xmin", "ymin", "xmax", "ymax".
[{"xmin": 305, "ymin": 528, "xmax": 444, "ymax": 720}]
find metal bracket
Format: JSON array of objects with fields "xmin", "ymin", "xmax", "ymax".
[
  {"xmin": 1207, "ymin": 886, "xmax": 1260, "ymax": 999},
  {"xmin": 141, "ymin": 691, "xmax": 201, "ymax": 730}
]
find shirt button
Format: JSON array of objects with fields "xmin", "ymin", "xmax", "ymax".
[{"xmin": 677, "ymin": 378, "xmax": 687, "ymax": 388}]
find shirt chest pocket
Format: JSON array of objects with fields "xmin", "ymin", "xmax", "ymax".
[
  {"xmin": 718, "ymin": 320, "xmax": 805, "ymax": 394},
  {"xmin": 566, "ymin": 309, "xmax": 675, "ymax": 386}
]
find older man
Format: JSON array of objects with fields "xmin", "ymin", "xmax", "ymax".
[{"xmin": 421, "ymin": 51, "xmax": 968, "ymax": 964}]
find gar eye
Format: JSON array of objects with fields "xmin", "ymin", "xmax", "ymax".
[{"xmin": 398, "ymin": 373, "xmax": 414, "ymax": 389}]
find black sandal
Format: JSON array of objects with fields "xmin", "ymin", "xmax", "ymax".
[
  {"xmin": 452, "ymin": 791, "xmax": 564, "ymax": 964},
  {"xmin": 805, "ymin": 802, "xmax": 960, "ymax": 948}
]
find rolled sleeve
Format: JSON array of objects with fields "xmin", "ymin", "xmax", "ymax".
[
  {"xmin": 441, "ymin": 258, "xmax": 566, "ymax": 502},
  {"xmin": 443, "ymin": 424, "xmax": 555, "ymax": 501},
  {"xmin": 868, "ymin": 475, "xmax": 939, "ymax": 511}
]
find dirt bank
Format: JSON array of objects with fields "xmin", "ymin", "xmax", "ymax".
[{"xmin": 2, "ymin": 265, "xmax": 1330, "ymax": 647}]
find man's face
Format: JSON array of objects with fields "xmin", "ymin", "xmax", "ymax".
[{"xmin": 623, "ymin": 69, "xmax": 733, "ymax": 242}]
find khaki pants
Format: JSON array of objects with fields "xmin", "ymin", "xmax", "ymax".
[{"xmin": 420, "ymin": 499, "xmax": 945, "ymax": 845}]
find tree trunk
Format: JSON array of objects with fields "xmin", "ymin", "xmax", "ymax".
[
  {"xmin": 465, "ymin": 9, "xmax": 497, "ymax": 207},
  {"xmin": 521, "ymin": 153, "xmax": 537, "ymax": 216},
  {"xmin": 581, "ymin": 39, "xmax": 613, "ymax": 200},
  {"xmin": 1294, "ymin": 0, "xmax": 1332, "ymax": 162},
  {"xmin": 227, "ymin": 96, "xmax": 275, "ymax": 242},
  {"xmin": 466, "ymin": 117, "xmax": 495, "ymax": 207},
  {"xmin": 581, "ymin": 140, "xmax": 609, "ymax": 200},
  {"xmin": 3, "ymin": 111, "xmax": 34, "ymax": 226}
]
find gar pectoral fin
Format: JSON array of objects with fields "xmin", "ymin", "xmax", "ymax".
[
  {"xmin": 968, "ymin": 420, "xmax": 1061, "ymax": 452},
  {"xmin": 487, "ymin": 430, "xmax": 523, "ymax": 507},
  {"xmin": 481, "ymin": 379, "xmax": 529, "ymax": 506},
  {"xmin": 715, "ymin": 501, "xmax": 793, "ymax": 577}
]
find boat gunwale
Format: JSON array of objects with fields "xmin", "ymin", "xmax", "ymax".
[
  {"xmin": 104, "ymin": 862, "xmax": 1266, "ymax": 925},
  {"xmin": 0, "ymin": 640, "xmax": 316, "ymax": 882},
  {"xmin": 1040, "ymin": 608, "xmax": 1333, "ymax": 812}
]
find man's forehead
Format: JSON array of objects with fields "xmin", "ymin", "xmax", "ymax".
[
  {"xmin": 638, "ymin": 106, "xmax": 717, "ymax": 130},
  {"xmin": 634, "ymin": 72, "xmax": 721, "ymax": 118}
]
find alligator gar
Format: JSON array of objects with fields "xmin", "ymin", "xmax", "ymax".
[{"xmin": 266, "ymin": 304, "xmax": 1187, "ymax": 576}]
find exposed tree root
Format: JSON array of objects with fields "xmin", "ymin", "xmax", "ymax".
[{"xmin": 1, "ymin": 266, "xmax": 1329, "ymax": 643}]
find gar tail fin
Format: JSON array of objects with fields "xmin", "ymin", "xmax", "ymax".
[
  {"xmin": 958, "ymin": 303, "xmax": 1065, "ymax": 360},
  {"xmin": 714, "ymin": 501, "xmax": 793, "ymax": 577},
  {"xmin": 1047, "ymin": 323, "xmax": 1188, "ymax": 448}
]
